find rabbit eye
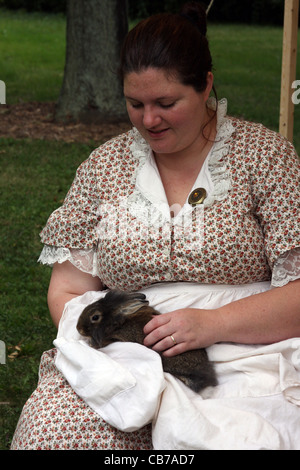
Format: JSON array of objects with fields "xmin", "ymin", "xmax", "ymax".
[{"xmin": 91, "ymin": 314, "xmax": 101, "ymax": 323}]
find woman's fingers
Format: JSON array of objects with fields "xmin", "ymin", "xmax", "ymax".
[
  {"xmin": 143, "ymin": 314, "xmax": 172, "ymax": 348},
  {"xmin": 143, "ymin": 310, "xmax": 189, "ymax": 354},
  {"xmin": 143, "ymin": 308, "xmax": 217, "ymax": 355}
]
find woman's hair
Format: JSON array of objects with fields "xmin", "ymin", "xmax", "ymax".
[{"xmin": 119, "ymin": 2, "xmax": 214, "ymax": 95}]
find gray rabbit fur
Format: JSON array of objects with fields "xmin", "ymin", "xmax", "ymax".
[{"xmin": 77, "ymin": 289, "xmax": 217, "ymax": 392}]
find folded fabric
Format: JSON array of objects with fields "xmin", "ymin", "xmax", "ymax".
[
  {"xmin": 54, "ymin": 338, "xmax": 165, "ymax": 431},
  {"xmin": 54, "ymin": 282, "xmax": 300, "ymax": 450}
]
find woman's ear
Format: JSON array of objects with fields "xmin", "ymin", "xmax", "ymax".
[{"xmin": 204, "ymin": 71, "xmax": 214, "ymax": 101}]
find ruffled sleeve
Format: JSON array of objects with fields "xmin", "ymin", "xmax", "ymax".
[
  {"xmin": 272, "ymin": 247, "xmax": 300, "ymax": 287},
  {"xmin": 39, "ymin": 150, "xmax": 102, "ymax": 249},
  {"xmin": 248, "ymin": 130, "xmax": 300, "ymax": 268}
]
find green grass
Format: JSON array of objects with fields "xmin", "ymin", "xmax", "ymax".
[
  {"xmin": 0, "ymin": 10, "xmax": 299, "ymax": 150},
  {"xmin": 0, "ymin": 8, "xmax": 66, "ymax": 102},
  {"xmin": 209, "ymin": 23, "xmax": 300, "ymax": 152},
  {"xmin": 0, "ymin": 9, "xmax": 299, "ymax": 450},
  {"xmin": 0, "ymin": 139, "xmax": 95, "ymax": 449}
]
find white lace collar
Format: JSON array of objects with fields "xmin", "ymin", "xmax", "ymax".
[{"xmin": 127, "ymin": 97, "xmax": 235, "ymax": 226}]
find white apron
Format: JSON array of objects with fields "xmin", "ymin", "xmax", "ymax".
[{"xmin": 54, "ymin": 281, "xmax": 300, "ymax": 450}]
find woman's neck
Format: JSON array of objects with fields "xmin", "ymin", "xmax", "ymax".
[
  {"xmin": 154, "ymin": 111, "xmax": 217, "ymax": 175},
  {"xmin": 153, "ymin": 111, "xmax": 217, "ymax": 211}
]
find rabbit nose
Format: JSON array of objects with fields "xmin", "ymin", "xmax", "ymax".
[{"xmin": 77, "ymin": 326, "xmax": 86, "ymax": 336}]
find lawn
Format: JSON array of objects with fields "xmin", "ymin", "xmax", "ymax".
[
  {"xmin": 210, "ymin": 23, "xmax": 296, "ymax": 130},
  {"xmin": 0, "ymin": 139, "xmax": 96, "ymax": 448},
  {"xmin": 1, "ymin": 9, "xmax": 299, "ymax": 148},
  {"xmin": 0, "ymin": 8, "xmax": 299, "ymax": 450},
  {"xmin": 0, "ymin": 9, "xmax": 66, "ymax": 102}
]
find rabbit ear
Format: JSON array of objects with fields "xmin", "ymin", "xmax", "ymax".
[
  {"xmin": 117, "ymin": 298, "xmax": 149, "ymax": 316},
  {"xmin": 102, "ymin": 290, "xmax": 149, "ymax": 316}
]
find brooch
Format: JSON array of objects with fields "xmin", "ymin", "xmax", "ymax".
[{"xmin": 188, "ymin": 188, "xmax": 207, "ymax": 206}]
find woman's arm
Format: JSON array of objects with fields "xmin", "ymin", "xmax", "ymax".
[
  {"xmin": 48, "ymin": 261, "xmax": 103, "ymax": 328},
  {"xmin": 143, "ymin": 279, "xmax": 300, "ymax": 356}
]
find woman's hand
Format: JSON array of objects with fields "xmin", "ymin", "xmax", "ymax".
[
  {"xmin": 144, "ymin": 279, "xmax": 300, "ymax": 356},
  {"xmin": 143, "ymin": 308, "xmax": 221, "ymax": 357}
]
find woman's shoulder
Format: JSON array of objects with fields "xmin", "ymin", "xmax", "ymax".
[
  {"xmin": 230, "ymin": 115, "xmax": 287, "ymax": 144},
  {"xmin": 72, "ymin": 129, "xmax": 137, "ymax": 180},
  {"xmin": 224, "ymin": 116, "xmax": 299, "ymax": 193},
  {"xmin": 89, "ymin": 129, "xmax": 135, "ymax": 164},
  {"xmin": 228, "ymin": 115, "xmax": 298, "ymax": 162}
]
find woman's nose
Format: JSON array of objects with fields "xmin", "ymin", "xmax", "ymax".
[{"xmin": 143, "ymin": 106, "xmax": 161, "ymax": 128}]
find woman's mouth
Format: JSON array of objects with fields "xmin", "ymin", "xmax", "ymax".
[{"xmin": 147, "ymin": 128, "xmax": 169, "ymax": 138}]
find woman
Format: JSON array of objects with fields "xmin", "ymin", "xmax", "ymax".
[{"xmin": 11, "ymin": 2, "xmax": 300, "ymax": 450}]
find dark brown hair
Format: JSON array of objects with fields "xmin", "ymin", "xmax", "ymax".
[{"xmin": 119, "ymin": 2, "xmax": 214, "ymax": 95}]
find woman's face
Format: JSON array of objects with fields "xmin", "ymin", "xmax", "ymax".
[{"xmin": 124, "ymin": 67, "xmax": 213, "ymax": 159}]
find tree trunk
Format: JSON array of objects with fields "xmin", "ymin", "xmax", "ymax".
[{"xmin": 55, "ymin": 0, "xmax": 129, "ymax": 124}]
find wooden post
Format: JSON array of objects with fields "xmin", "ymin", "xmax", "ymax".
[{"xmin": 279, "ymin": 0, "xmax": 299, "ymax": 142}]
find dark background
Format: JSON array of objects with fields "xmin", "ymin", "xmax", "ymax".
[{"xmin": 0, "ymin": 0, "xmax": 296, "ymax": 26}]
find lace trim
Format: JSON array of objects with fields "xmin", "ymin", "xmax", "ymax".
[
  {"xmin": 127, "ymin": 128, "xmax": 170, "ymax": 227},
  {"xmin": 271, "ymin": 247, "xmax": 300, "ymax": 287},
  {"xmin": 205, "ymin": 97, "xmax": 234, "ymax": 207},
  {"xmin": 128, "ymin": 97, "xmax": 234, "ymax": 220},
  {"xmin": 38, "ymin": 245, "xmax": 99, "ymax": 277},
  {"xmin": 38, "ymin": 245, "xmax": 300, "ymax": 288}
]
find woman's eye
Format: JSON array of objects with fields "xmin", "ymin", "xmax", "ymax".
[
  {"xmin": 128, "ymin": 102, "xmax": 175, "ymax": 109},
  {"xmin": 159, "ymin": 102, "xmax": 175, "ymax": 108},
  {"xmin": 130, "ymin": 102, "xmax": 143, "ymax": 109}
]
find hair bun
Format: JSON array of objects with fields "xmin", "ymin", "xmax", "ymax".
[{"xmin": 180, "ymin": 1, "xmax": 207, "ymax": 37}]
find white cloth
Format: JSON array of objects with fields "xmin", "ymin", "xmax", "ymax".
[{"xmin": 54, "ymin": 282, "xmax": 300, "ymax": 450}]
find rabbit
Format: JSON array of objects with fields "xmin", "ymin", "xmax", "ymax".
[{"xmin": 76, "ymin": 289, "xmax": 217, "ymax": 392}]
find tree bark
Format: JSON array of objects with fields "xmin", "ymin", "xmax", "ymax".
[{"xmin": 55, "ymin": 0, "xmax": 129, "ymax": 124}]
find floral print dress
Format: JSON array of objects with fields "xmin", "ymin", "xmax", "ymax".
[{"xmin": 11, "ymin": 99, "xmax": 300, "ymax": 450}]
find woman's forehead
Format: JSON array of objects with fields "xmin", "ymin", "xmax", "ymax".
[{"xmin": 124, "ymin": 68, "xmax": 185, "ymax": 98}]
